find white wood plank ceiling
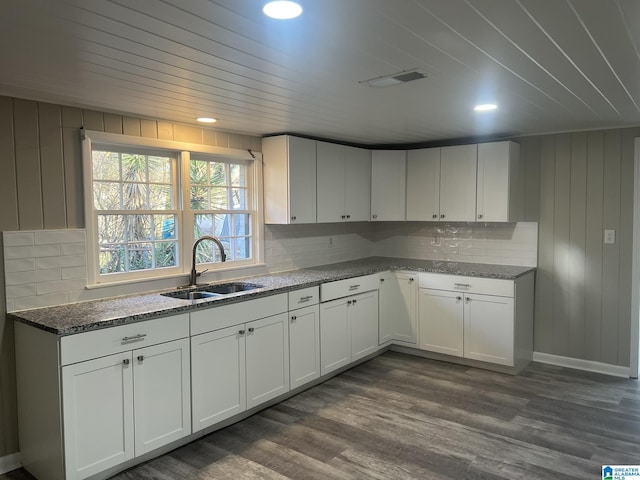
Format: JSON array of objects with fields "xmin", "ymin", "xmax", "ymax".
[{"xmin": 0, "ymin": 0, "xmax": 639, "ymax": 145}]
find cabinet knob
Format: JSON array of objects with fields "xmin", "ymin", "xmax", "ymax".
[
  {"xmin": 137, "ymin": 355, "xmax": 144, "ymax": 362},
  {"xmin": 478, "ymin": 214, "xmax": 483, "ymax": 219},
  {"xmin": 291, "ymin": 315, "xmax": 297, "ymax": 321},
  {"xmin": 432, "ymin": 214, "xmax": 438, "ymax": 219},
  {"xmin": 123, "ymin": 359, "xmax": 130, "ymax": 365},
  {"xmin": 372, "ymin": 214, "xmax": 377, "ymax": 219},
  {"xmin": 239, "ymin": 329, "xmax": 246, "ymax": 335},
  {"xmin": 466, "ymin": 297, "xmax": 471, "ymax": 303},
  {"xmin": 341, "ymin": 215, "xmax": 346, "ymax": 219},
  {"xmin": 346, "ymin": 214, "xmax": 351, "ymax": 219},
  {"xmin": 380, "ymin": 278, "xmax": 385, "ymax": 283},
  {"xmin": 248, "ymin": 327, "xmax": 255, "ymax": 333},
  {"xmin": 409, "ymin": 278, "xmax": 414, "ymax": 282},
  {"xmin": 347, "ymin": 300, "xmax": 352, "ymax": 305},
  {"xmin": 456, "ymin": 296, "xmax": 462, "ymax": 301},
  {"xmin": 352, "ymin": 299, "xmax": 357, "ymax": 304},
  {"xmin": 440, "ymin": 214, "xmax": 445, "ymax": 219},
  {"xmin": 291, "ymin": 216, "xmax": 297, "ymax": 221}
]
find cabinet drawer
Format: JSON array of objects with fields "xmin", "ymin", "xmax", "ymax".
[
  {"xmin": 60, "ymin": 313, "xmax": 189, "ymax": 366},
  {"xmin": 191, "ymin": 293, "xmax": 288, "ymax": 336},
  {"xmin": 321, "ymin": 274, "xmax": 379, "ymax": 302},
  {"xmin": 289, "ymin": 286, "xmax": 319, "ymax": 309},
  {"xmin": 419, "ymin": 273, "xmax": 513, "ymax": 297}
]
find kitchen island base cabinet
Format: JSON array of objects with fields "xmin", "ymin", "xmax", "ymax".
[{"xmin": 191, "ymin": 313, "xmax": 289, "ymax": 432}]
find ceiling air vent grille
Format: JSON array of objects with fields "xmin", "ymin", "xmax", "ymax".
[{"xmin": 359, "ymin": 69, "xmax": 427, "ymax": 88}]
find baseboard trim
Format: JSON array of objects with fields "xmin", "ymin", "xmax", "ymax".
[
  {"xmin": 533, "ymin": 352, "xmax": 631, "ymax": 378},
  {"xmin": 0, "ymin": 452, "xmax": 21, "ymax": 474}
]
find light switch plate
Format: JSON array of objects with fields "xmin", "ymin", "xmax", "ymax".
[{"xmin": 604, "ymin": 229, "xmax": 616, "ymax": 245}]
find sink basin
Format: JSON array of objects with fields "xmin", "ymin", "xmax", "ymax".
[
  {"xmin": 201, "ymin": 282, "xmax": 262, "ymax": 294},
  {"xmin": 162, "ymin": 290, "xmax": 221, "ymax": 300},
  {"xmin": 161, "ymin": 282, "xmax": 262, "ymax": 301}
]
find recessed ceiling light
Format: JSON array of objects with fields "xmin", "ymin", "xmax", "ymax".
[
  {"xmin": 196, "ymin": 117, "xmax": 217, "ymax": 123},
  {"xmin": 263, "ymin": 1, "xmax": 302, "ymax": 19},
  {"xmin": 474, "ymin": 104, "xmax": 497, "ymax": 112}
]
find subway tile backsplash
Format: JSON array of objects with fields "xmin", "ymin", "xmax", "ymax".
[{"xmin": 3, "ymin": 223, "xmax": 537, "ymax": 311}]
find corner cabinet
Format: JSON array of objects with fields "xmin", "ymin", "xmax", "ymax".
[
  {"xmin": 378, "ymin": 271, "xmax": 417, "ymax": 345},
  {"xmin": 317, "ymin": 142, "xmax": 370, "ymax": 223},
  {"xmin": 371, "ymin": 150, "xmax": 406, "ymax": 221},
  {"xmin": 263, "ymin": 135, "xmax": 317, "ymax": 224},
  {"xmin": 476, "ymin": 141, "xmax": 521, "ymax": 222}
]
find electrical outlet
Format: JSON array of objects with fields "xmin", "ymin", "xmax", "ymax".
[{"xmin": 604, "ymin": 229, "xmax": 616, "ymax": 245}]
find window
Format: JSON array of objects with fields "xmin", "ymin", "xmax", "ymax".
[{"xmin": 82, "ymin": 131, "xmax": 261, "ymax": 285}]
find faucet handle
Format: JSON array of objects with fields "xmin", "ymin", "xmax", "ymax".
[{"xmin": 196, "ymin": 268, "xmax": 209, "ymax": 278}]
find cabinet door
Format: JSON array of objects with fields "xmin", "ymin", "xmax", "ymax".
[
  {"xmin": 320, "ymin": 298, "xmax": 351, "ymax": 375},
  {"xmin": 406, "ymin": 148, "xmax": 441, "ymax": 221},
  {"xmin": 418, "ymin": 288, "xmax": 464, "ymax": 357},
  {"xmin": 317, "ymin": 142, "xmax": 347, "ymax": 223},
  {"xmin": 191, "ymin": 326, "xmax": 246, "ymax": 432},
  {"xmin": 246, "ymin": 313, "xmax": 290, "ymax": 409},
  {"xmin": 62, "ymin": 352, "xmax": 134, "ymax": 480},
  {"xmin": 463, "ymin": 293, "xmax": 514, "ymax": 366},
  {"xmin": 440, "ymin": 144, "xmax": 477, "ymax": 221},
  {"xmin": 371, "ymin": 150, "xmax": 406, "ymax": 221},
  {"xmin": 477, "ymin": 141, "xmax": 520, "ymax": 222},
  {"xmin": 350, "ymin": 290, "xmax": 379, "ymax": 361},
  {"xmin": 379, "ymin": 272, "xmax": 416, "ymax": 345},
  {"xmin": 133, "ymin": 338, "xmax": 191, "ymax": 456},
  {"xmin": 378, "ymin": 273, "xmax": 396, "ymax": 345},
  {"xmin": 344, "ymin": 146, "xmax": 371, "ymax": 222},
  {"xmin": 289, "ymin": 304, "xmax": 321, "ymax": 389},
  {"xmin": 288, "ymin": 136, "xmax": 317, "ymax": 223}
]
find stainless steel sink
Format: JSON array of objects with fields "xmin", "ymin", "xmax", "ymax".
[
  {"xmin": 201, "ymin": 282, "xmax": 262, "ymax": 294},
  {"xmin": 161, "ymin": 282, "xmax": 262, "ymax": 301},
  {"xmin": 162, "ymin": 290, "xmax": 221, "ymax": 300}
]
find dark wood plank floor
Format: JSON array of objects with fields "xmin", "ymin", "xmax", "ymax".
[{"xmin": 4, "ymin": 351, "xmax": 640, "ymax": 480}]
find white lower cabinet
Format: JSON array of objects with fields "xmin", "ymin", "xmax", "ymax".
[
  {"xmin": 379, "ymin": 271, "xmax": 417, "ymax": 345},
  {"xmin": 320, "ymin": 285, "xmax": 379, "ymax": 376},
  {"xmin": 418, "ymin": 288, "xmax": 464, "ymax": 357},
  {"xmin": 191, "ymin": 313, "xmax": 289, "ymax": 431},
  {"xmin": 289, "ymin": 303, "xmax": 321, "ymax": 389},
  {"xmin": 417, "ymin": 272, "xmax": 534, "ymax": 369}
]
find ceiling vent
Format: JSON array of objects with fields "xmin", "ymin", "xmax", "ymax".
[{"xmin": 359, "ymin": 69, "xmax": 427, "ymax": 88}]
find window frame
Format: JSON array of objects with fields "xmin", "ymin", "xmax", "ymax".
[{"xmin": 82, "ymin": 130, "xmax": 263, "ymax": 287}]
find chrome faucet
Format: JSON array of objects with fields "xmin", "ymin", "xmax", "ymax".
[{"xmin": 189, "ymin": 236, "xmax": 227, "ymax": 286}]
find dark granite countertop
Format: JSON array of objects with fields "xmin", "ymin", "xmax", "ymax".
[{"xmin": 8, "ymin": 257, "xmax": 535, "ymax": 336}]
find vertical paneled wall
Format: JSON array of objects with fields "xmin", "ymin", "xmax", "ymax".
[
  {"xmin": 0, "ymin": 95, "xmax": 262, "ymax": 458},
  {"xmin": 526, "ymin": 128, "xmax": 638, "ymax": 367}
]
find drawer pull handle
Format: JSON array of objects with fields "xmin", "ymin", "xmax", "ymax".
[
  {"xmin": 122, "ymin": 334, "xmax": 147, "ymax": 343},
  {"xmin": 298, "ymin": 295, "xmax": 313, "ymax": 302},
  {"xmin": 137, "ymin": 355, "xmax": 144, "ymax": 362},
  {"xmin": 122, "ymin": 359, "xmax": 130, "ymax": 365},
  {"xmin": 349, "ymin": 284, "xmax": 360, "ymax": 290},
  {"xmin": 248, "ymin": 327, "xmax": 255, "ymax": 333},
  {"xmin": 454, "ymin": 283, "xmax": 471, "ymax": 288}
]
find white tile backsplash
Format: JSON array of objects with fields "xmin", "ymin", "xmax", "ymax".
[{"xmin": 3, "ymin": 222, "xmax": 537, "ymax": 311}]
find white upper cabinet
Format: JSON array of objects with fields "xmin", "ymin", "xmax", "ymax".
[
  {"xmin": 317, "ymin": 142, "xmax": 370, "ymax": 223},
  {"xmin": 406, "ymin": 148, "xmax": 441, "ymax": 221},
  {"xmin": 476, "ymin": 141, "xmax": 521, "ymax": 222},
  {"xmin": 439, "ymin": 144, "xmax": 477, "ymax": 222},
  {"xmin": 263, "ymin": 135, "xmax": 316, "ymax": 224},
  {"xmin": 371, "ymin": 150, "xmax": 407, "ymax": 221}
]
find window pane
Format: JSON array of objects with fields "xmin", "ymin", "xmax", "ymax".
[
  {"xmin": 149, "ymin": 184, "xmax": 173, "ymax": 210},
  {"xmin": 122, "ymin": 183, "xmax": 149, "ymax": 210},
  {"xmin": 154, "ymin": 215, "xmax": 176, "ymax": 240},
  {"xmin": 154, "ymin": 242, "xmax": 177, "ymax": 268},
  {"xmin": 210, "ymin": 187, "xmax": 228, "ymax": 209},
  {"xmin": 126, "ymin": 215, "xmax": 151, "ymax": 242},
  {"xmin": 191, "ymin": 186, "xmax": 209, "ymax": 210},
  {"xmin": 99, "ymin": 246, "xmax": 126, "ymax": 274},
  {"xmin": 128, "ymin": 243, "xmax": 152, "ymax": 271},
  {"xmin": 121, "ymin": 154, "xmax": 148, "ymax": 182},
  {"xmin": 232, "ymin": 237, "xmax": 251, "ymax": 261},
  {"xmin": 93, "ymin": 182, "xmax": 121, "ymax": 210},
  {"xmin": 233, "ymin": 214, "xmax": 250, "ymax": 236},
  {"xmin": 213, "ymin": 213, "xmax": 229, "ymax": 236},
  {"xmin": 209, "ymin": 162, "xmax": 227, "ymax": 186},
  {"xmin": 194, "ymin": 214, "xmax": 212, "ymax": 238},
  {"xmin": 190, "ymin": 160, "xmax": 208, "ymax": 185},
  {"xmin": 98, "ymin": 215, "xmax": 125, "ymax": 244},
  {"xmin": 232, "ymin": 188, "xmax": 247, "ymax": 210},
  {"xmin": 92, "ymin": 151, "xmax": 120, "ymax": 181},
  {"xmin": 230, "ymin": 164, "xmax": 246, "ymax": 187},
  {"xmin": 148, "ymin": 156, "xmax": 172, "ymax": 184}
]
